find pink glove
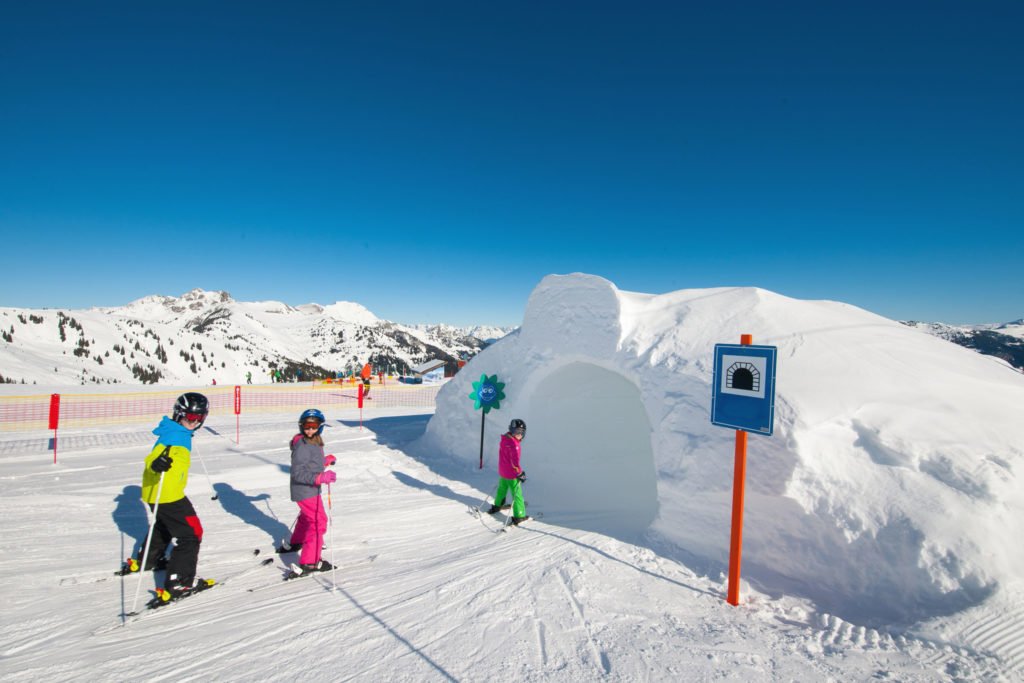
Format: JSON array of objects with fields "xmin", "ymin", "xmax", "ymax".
[
  {"xmin": 316, "ymin": 470, "xmax": 337, "ymax": 485},
  {"xmin": 324, "ymin": 454, "xmax": 337, "ymax": 467}
]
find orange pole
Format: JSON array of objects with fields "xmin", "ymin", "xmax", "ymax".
[
  {"xmin": 727, "ymin": 333, "xmax": 753, "ymax": 606},
  {"xmin": 727, "ymin": 429, "xmax": 748, "ymax": 605}
]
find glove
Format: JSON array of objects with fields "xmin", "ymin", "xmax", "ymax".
[
  {"xmin": 151, "ymin": 452, "xmax": 173, "ymax": 473},
  {"xmin": 516, "ymin": 470, "xmax": 527, "ymax": 483},
  {"xmin": 317, "ymin": 470, "xmax": 337, "ymax": 485},
  {"xmin": 324, "ymin": 454, "xmax": 337, "ymax": 467}
]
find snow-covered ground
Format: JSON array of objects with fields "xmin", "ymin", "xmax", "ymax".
[{"xmin": 0, "ymin": 404, "xmax": 1018, "ymax": 681}]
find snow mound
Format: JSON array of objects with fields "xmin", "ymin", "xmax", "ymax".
[
  {"xmin": 420, "ymin": 273, "xmax": 1024, "ymax": 625},
  {"xmin": 321, "ymin": 301, "xmax": 380, "ymax": 324}
]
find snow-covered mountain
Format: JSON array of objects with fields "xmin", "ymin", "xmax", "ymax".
[
  {"xmin": 0, "ymin": 289, "xmax": 513, "ymax": 385},
  {"xmin": 902, "ymin": 319, "xmax": 1024, "ymax": 370}
]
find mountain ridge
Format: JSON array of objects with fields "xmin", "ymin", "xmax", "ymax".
[
  {"xmin": 902, "ymin": 319, "xmax": 1024, "ymax": 370},
  {"xmin": 0, "ymin": 289, "xmax": 515, "ymax": 385}
]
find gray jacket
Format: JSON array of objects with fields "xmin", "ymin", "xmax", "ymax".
[{"xmin": 290, "ymin": 436, "xmax": 325, "ymax": 502}]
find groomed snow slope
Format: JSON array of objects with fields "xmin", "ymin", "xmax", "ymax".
[
  {"xmin": 420, "ymin": 273, "xmax": 1024, "ymax": 628},
  {"xmin": 0, "ymin": 407, "xmax": 1017, "ymax": 680}
]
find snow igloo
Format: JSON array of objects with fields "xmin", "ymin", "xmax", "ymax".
[{"xmin": 419, "ymin": 273, "xmax": 1024, "ymax": 625}]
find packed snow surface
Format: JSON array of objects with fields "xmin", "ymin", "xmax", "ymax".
[{"xmin": 0, "ymin": 405, "xmax": 1017, "ymax": 681}]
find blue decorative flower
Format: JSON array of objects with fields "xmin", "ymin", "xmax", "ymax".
[{"xmin": 469, "ymin": 373, "xmax": 505, "ymax": 413}]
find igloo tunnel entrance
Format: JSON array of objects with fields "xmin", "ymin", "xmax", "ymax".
[{"xmin": 522, "ymin": 362, "xmax": 658, "ymax": 537}]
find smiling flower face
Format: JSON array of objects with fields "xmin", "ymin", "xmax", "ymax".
[{"xmin": 469, "ymin": 373, "xmax": 505, "ymax": 414}]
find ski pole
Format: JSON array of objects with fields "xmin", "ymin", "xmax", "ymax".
[
  {"xmin": 501, "ymin": 480, "xmax": 516, "ymax": 532},
  {"xmin": 327, "ymin": 483, "xmax": 337, "ymax": 592},
  {"xmin": 193, "ymin": 443, "xmax": 218, "ymax": 500},
  {"xmin": 477, "ymin": 483, "xmax": 500, "ymax": 514},
  {"xmin": 128, "ymin": 472, "xmax": 165, "ymax": 620},
  {"xmin": 276, "ymin": 514, "xmax": 306, "ymax": 553},
  {"xmin": 502, "ymin": 478, "xmax": 525, "ymax": 532}
]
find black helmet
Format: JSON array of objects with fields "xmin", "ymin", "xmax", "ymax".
[
  {"xmin": 173, "ymin": 392, "xmax": 210, "ymax": 429},
  {"xmin": 508, "ymin": 418, "xmax": 526, "ymax": 437}
]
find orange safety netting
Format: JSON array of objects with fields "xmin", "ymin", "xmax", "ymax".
[{"xmin": 0, "ymin": 382, "xmax": 442, "ymax": 432}]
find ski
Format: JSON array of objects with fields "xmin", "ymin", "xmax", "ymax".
[
  {"xmin": 469, "ymin": 503, "xmax": 511, "ymax": 518},
  {"xmin": 110, "ymin": 547, "xmax": 264, "ymax": 579},
  {"xmin": 132, "ymin": 558, "xmax": 274, "ymax": 615},
  {"xmin": 283, "ymin": 561, "xmax": 334, "ymax": 581},
  {"xmin": 141, "ymin": 578, "xmax": 217, "ymax": 611},
  {"xmin": 499, "ymin": 512, "xmax": 543, "ymax": 531},
  {"xmin": 501, "ymin": 516, "xmax": 531, "ymax": 531},
  {"xmin": 62, "ymin": 548, "xmax": 264, "ymax": 587},
  {"xmin": 249, "ymin": 554, "xmax": 380, "ymax": 591},
  {"xmin": 114, "ymin": 557, "xmax": 274, "ymax": 622}
]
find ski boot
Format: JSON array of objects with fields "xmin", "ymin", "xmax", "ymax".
[
  {"xmin": 116, "ymin": 554, "xmax": 167, "ymax": 575},
  {"xmin": 147, "ymin": 577, "xmax": 215, "ymax": 609},
  {"xmin": 116, "ymin": 557, "xmax": 140, "ymax": 576},
  {"xmin": 285, "ymin": 559, "xmax": 333, "ymax": 580}
]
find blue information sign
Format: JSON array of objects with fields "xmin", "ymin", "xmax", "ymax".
[{"xmin": 711, "ymin": 344, "xmax": 778, "ymax": 435}]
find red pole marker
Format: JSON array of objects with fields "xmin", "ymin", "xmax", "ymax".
[
  {"xmin": 234, "ymin": 385, "xmax": 242, "ymax": 444},
  {"xmin": 358, "ymin": 382, "xmax": 364, "ymax": 429},
  {"xmin": 48, "ymin": 393, "xmax": 60, "ymax": 464}
]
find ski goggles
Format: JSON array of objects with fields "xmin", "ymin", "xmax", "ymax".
[
  {"xmin": 183, "ymin": 412, "xmax": 207, "ymax": 422},
  {"xmin": 302, "ymin": 421, "xmax": 322, "ymax": 430}
]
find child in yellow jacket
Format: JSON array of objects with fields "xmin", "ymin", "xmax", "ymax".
[{"xmin": 124, "ymin": 392, "xmax": 211, "ymax": 604}]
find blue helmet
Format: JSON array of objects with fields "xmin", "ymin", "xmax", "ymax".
[{"xmin": 299, "ymin": 408, "xmax": 326, "ymax": 435}]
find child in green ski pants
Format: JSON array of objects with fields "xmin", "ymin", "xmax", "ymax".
[{"xmin": 486, "ymin": 419, "xmax": 529, "ymax": 525}]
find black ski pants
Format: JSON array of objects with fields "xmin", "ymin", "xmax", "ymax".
[{"xmin": 144, "ymin": 496, "xmax": 203, "ymax": 584}]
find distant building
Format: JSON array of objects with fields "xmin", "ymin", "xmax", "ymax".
[{"xmin": 411, "ymin": 359, "xmax": 446, "ymax": 383}]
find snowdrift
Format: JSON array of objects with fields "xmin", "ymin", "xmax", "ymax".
[{"xmin": 419, "ymin": 273, "xmax": 1024, "ymax": 625}]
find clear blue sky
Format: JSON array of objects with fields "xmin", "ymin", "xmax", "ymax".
[{"xmin": 1, "ymin": 1, "xmax": 1021, "ymax": 326}]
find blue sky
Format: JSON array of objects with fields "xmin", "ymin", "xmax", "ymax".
[{"xmin": 1, "ymin": 1, "xmax": 1021, "ymax": 326}]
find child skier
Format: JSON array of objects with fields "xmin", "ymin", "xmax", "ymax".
[
  {"xmin": 486, "ymin": 418, "xmax": 530, "ymax": 525},
  {"xmin": 121, "ymin": 392, "xmax": 213, "ymax": 605},
  {"xmin": 285, "ymin": 408, "xmax": 335, "ymax": 576}
]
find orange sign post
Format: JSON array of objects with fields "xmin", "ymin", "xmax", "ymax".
[
  {"xmin": 726, "ymin": 334, "xmax": 752, "ymax": 605},
  {"xmin": 712, "ymin": 332, "xmax": 778, "ymax": 605}
]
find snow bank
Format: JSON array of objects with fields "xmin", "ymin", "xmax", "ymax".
[
  {"xmin": 320, "ymin": 301, "xmax": 380, "ymax": 325},
  {"xmin": 419, "ymin": 273, "xmax": 1024, "ymax": 625}
]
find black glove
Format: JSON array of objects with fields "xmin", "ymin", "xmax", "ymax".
[
  {"xmin": 151, "ymin": 452, "xmax": 173, "ymax": 473},
  {"xmin": 516, "ymin": 471, "xmax": 527, "ymax": 483}
]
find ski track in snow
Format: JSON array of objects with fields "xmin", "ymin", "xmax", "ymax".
[
  {"xmin": 554, "ymin": 566, "xmax": 611, "ymax": 676},
  {"xmin": 955, "ymin": 587, "xmax": 1024, "ymax": 672}
]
